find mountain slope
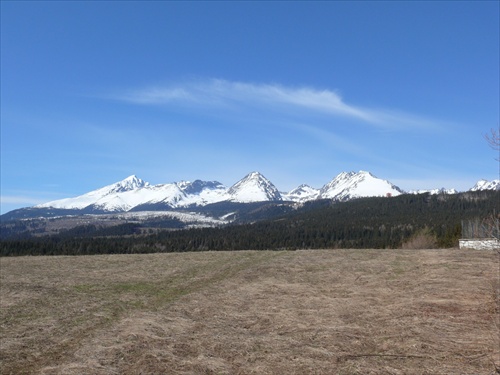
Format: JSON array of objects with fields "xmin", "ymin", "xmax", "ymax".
[
  {"xmin": 36, "ymin": 175, "xmax": 149, "ymax": 211},
  {"xmin": 30, "ymin": 172, "xmax": 285, "ymax": 214},
  {"xmin": 4, "ymin": 171, "xmax": 500, "ymax": 222},
  {"xmin": 470, "ymin": 179, "xmax": 500, "ymax": 191},
  {"xmin": 282, "ymin": 184, "xmax": 320, "ymax": 202},
  {"xmin": 227, "ymin": 172, "xmax": 282, "ymax": 203},
  {"xmin": 4, "ymin": 190, "xmax": 499, "ymax": 251},
  {"xmin": 319, "ymin": 171, "xmax": 403, "ymax": 201}
]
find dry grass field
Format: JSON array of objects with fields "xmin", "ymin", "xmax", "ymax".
[{"xmin": 1, "ymin": 249, "xmax": 499, "ymax": 374}]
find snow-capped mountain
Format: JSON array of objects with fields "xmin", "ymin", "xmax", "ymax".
[
  {"xmin": 470, "ymin": 179, "xmax": 500, "ymax": 191},
  {"xmin": 37, "ymin": 175, "xmax": 150, "ymax": 211},
  {"xmin": 36, "ymin": 176, "xmax": 227, "ymax": 212},
  {"xmin": 227, "ymin": 172, "xmax": 282, "ymax": 203},
  {"xmin": 178, "ymin": 180, "xmax": 225, "ymax": 195},
  {"xmin": 34, "ymin": 172, "xmax": 283, "ymax": 212},
  {"xmin": 318, "ymin": 171, "xmax": 404, "ymax": 201},
  {"xmin": 172, "ymin": 180, "xmax": 227, "ymax": 207},
  {"xmin": 11, "ymin": 171, "xmax": 499, "ymax": 220},
  {"xmin": 281, "ymin": 184, "xmax": 320, "ymax": 202},
  {"xmin": 106, "ymin": 175, "xmax": 149, "ymax": 193},
  {"xmin": 65, "ymin": 171, "xmax": 398, "ymax": 211}
]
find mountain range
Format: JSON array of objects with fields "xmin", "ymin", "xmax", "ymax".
[
  {"xmin": 29, "ymin": 171, "xmax": 400, "ymax": 213},
  {"xmin": 2, "ymin": 171, "xmax": 498, "ymax": 221}
]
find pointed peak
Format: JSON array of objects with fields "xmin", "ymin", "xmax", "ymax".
[
  {"xmin": 285, "ymin": 184, "xmax": 320, "ymax": 200},
  {"xmin": 336, "ymin": 171, "xmax": 356, "ymax": 178},
  {"xmin": 244, "ymin": 171, "xmax": 265, "ymax": 179},
  {"xmin": 470, "ymin": 179, "xmax": 500, "ymax": 191},
  {"xmin": 228, "ymin": 171, "xmax": 282, "ymax": 202},
  {"xmin": 123, "ymin": 175, "xmax": 142, "ymax": 182},
  {"xmin": 232, "ymin": 171, "xmax": 270, "ymax": 187},
  {"xmin": 111, "ymin": 175, "xmax": 149, "ymax": 192},
  {"xmin": 357, "ymin": 170, "xmax": 374, "ymax": 176},
  {"xmin": 320, "ymin": 170, "xmax": 403, "ymax": 200},
  {"xmin": 235, "ymin": 171, "xmax": 274, "ymax": 185},
  {"xmin": 125, "ymin": 175, "xmax": 147, "ymax": 183}
]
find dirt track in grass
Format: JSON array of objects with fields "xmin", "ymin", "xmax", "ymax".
[{"xmin": 1, "ymin": 249, "xmax": 499, "ymax": 374}]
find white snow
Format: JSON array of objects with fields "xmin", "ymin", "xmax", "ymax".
[
  {"xmin": 33, "ymin": 171, "xmax": 498, "ymax": 214},
  {"xmin": 282, "ymin": 184, "xmax": 320, "ymax": 202},
  {"xmin": 470, "ymin": 179, "xmax": 500, "ymax": 191},
  {"xmin": 37, "ymin": 180, "xmax": 186, "ymax": 212},
  {"xmin": 318, "ymin": 171, "xmax": 403, "ymax": 201},
  {"xmin": 227, "ymin": 172, "xmax": 282, "ymax": 203},
  {"xmin": 105, "ymin": 211, "xmax": 230, "ymax": 226},
  {"xmin": 409, "ymin": 188, "xmax": 458, "ymax": 195},
  {"xmin": 176, "ymin": 183, "xmax": 228, "ymax": 206}
]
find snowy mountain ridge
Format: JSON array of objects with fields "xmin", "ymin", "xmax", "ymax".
[
  {"xmin": 29, "ymin": 171, "xmax": 500, "ymax": 215},
  {"xmin": 281, "ymin": 184, "xmax": 320, "ymax": 203},
  {"xmin": 318, "ymin": 171, "xmax": 403, "ymax": 201},
  {"xmin": 470, "ymin": 179, "xmax": 500, "ymax": 192}
]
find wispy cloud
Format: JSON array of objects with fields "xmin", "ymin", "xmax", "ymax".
[
  {"xmin": 289, "ymin": 122, "xmax": 368, "ymax": 154},
  {"xmin": 1, "ymin": 189, "xmax": 69, "ymax": 213},
  {"xmin": 1, "ymin": 195, "xmax": 47, "ymax": 205},
  {"xmin": 115, "ymin": 79, "xmax": 445, "ymax": 131}
]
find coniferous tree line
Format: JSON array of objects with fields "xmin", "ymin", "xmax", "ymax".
[{"xmin": 1, "ymin": 191, "xmax": 498, "ymax": 256}]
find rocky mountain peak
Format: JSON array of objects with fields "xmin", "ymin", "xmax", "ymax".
[{"xmin": 228, "ymin": 172, "xmax": 282, "ymax": 202}]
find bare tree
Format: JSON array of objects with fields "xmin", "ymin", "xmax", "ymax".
[{"xmin": 484, "ymin": 127, "xmax": 500, "ymax": 161}]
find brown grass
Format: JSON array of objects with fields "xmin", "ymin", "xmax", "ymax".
[
  {"xmin": 1, "ymin": 249, "xmax": 499, "ymax": 374},
  {"xmin": 401, "ymin": 231, "xmax": 438, "ymax": 249}
]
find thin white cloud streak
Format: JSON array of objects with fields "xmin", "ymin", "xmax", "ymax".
[
  {"xmin": 290, "ymin": 122, "xmax": 367, "ymax": 155},
  {"xmin": 122, "ymin": 87, "xmax": 193, "ymax": 104},
  {"xmin": 1, "ymin": 195, "xmax": 48, "ymax": 205},
  {"xmin": 117, "ymin": 79, "xmax": 445, "ymax": 131},
  {"xmin": 1, "ymin": 189, "xmax": 71, "ymax": 213}
]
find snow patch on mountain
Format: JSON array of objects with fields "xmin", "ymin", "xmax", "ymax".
[
  {"xmin": 409, "ymin": 188, "xmax": 458, "ymax": 195},
  {"xmin": 107, "ymin": 210, "xmax": 230, "ymax": 227}
]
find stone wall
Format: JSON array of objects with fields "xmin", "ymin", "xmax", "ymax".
[{"xmin": 459, "ymin": 238, "xmax": 500, "ymax": 250}]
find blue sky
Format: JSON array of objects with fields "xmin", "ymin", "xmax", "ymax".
[{"xmin": 1, "ymin": 1, "xmax": 499, "ymax": 214}]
